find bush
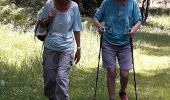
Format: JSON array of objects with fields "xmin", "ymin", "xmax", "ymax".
[
  {"xmin": 0, "ymin": 0, "xmax": 45, "ymax": 26},
  {"xmin": 0, "ymin": 4, "xmax": 33, "ymax": 25}
]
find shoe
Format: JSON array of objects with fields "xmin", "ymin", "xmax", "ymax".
[
  {"xmin": 109, "ymin": 98, "xmax": 114, "ymax": 100},
  {"xmin": 119, "ymin": 91, "xmax": 128, "ymax": 100},
  {"xmin": 49, "ymin": 98, "xmax": 55, "ymax": 100}
]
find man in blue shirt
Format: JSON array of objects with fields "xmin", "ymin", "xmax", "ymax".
[
  {"xmin": 39, "ymin": 0, "xmax": 82, "ymax": 100},
  {"xmin": 93, "ymin": 0, "xmax": 141, "ymax": 100}
]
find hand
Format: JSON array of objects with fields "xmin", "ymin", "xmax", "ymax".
[
  {"xmin": 38, "ymin": 9, "xmax": 57, "ymax": 26},
  {"xmin": 128, "ymin": 29, "xmax": 136, "ymax": 37},
  {"xmin": 98, "ymin": 26, "xmax": 105, "ymax": 35},
  {"xmin": 48, "ymin": 8, "xmax": 57, "ymax": 20},
  {"xmin": 74, "ymin": 49, "xmax": 81, "ymax": 64}
]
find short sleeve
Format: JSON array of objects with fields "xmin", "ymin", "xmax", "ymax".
[
  {"xmin": 132, "ymin": 0, "xmax": 142, "ymax": 25},
  {"xmin": 94, "ymin": 0, "xmax": 106, "ymax": 22},
  {"xmin": 41, "ymin": 0, "xmax": 54, "ymax": 19},
  {"xmin": 73, "ymin": 5, "xmax": 82, "ymax": 32}
]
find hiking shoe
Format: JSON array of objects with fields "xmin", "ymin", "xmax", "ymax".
[
  {"xmin": 119, "ymin": 91, "xmax": 128, "ymax": 100},
  {"xmin": 49, "ymin": 98, "xmax": 55, "ymax": 100},
  {"xmin": 109, "ymin": 98, "xmax": 114, "ymax": 100}
]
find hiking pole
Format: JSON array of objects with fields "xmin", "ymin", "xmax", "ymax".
[
  {"xmin": 94, "ymin": 34, "xmax": 103, "ymax": 100},
  {"xmin": 130, "ymin": 37, "xmax": 138, "ymax": 100},
  {"xmin": 94, "ymin": 26, "xmax": 105, "ymax": 100}
]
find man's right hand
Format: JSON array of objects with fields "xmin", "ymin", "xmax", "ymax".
[
  {"xmin": 98, "ymin": 26, "xmax": 105, "ymax": 35},
  {"xmin": 48, "ymin": 8, "xmax": 57, "ymax": 19}
]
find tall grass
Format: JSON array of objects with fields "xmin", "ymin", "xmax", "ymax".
[{"xmin": 0, "ymin": 15, "xmax": 170, "ymax": 100}]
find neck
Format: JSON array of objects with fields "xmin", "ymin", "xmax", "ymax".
[{"xmin": 54, "ymin": 0, "xmax": 71, "ymax": 12}]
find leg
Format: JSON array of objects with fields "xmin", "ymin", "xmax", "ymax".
[
  {"xmin": 117, "ymin": 44, "xmax": 133, "ymax": 100},
  {"xmin": 107, "ymin": 68, "xmax": 116, "ymax": 100},
  {"xmin": 55, "ymin": 52, "xmax": 73, "ymax": 100},
  {"xmin": 120, "ymin": 70, "xmax": 129, "ymax": 92},
  {"xmin": 102, "ymin": 40, "xmax": 118, "ymax": 100},
  {"xmin": 42, "ymin": 48, "xmax": 59, "ymax": 99}
]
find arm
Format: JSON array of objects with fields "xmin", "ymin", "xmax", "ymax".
[
  {"xmin": 74, "ymin": 31, "xmax": 81, "ymax": 64},
  {"xmin": 39, "ymin": 8, "xmax": 57, "ymax": 26},
  {"xmin": 93, "ymin": 17, "xmax": 102, "ymax": 29},
  {"xmin": 72, "ymin": 4, "xmax": 82, "ymax": 64},
  {"xmin": 93, "ymin": 17, "xmax": 105, "ymax": 34},
  {"xmin": 128, "ymin": 22, "xmax": 142, "ymax": 37},
  {"xmin": 128, "ymin": 0, "xmax": 142, "ymax": 37},
  {"xmin": 93, "ymin": 0, "xmax": 106, "ymax": 33},
  {"xmin": 39, "ymin": 0, "xmax": 57, "ymax": 27}
]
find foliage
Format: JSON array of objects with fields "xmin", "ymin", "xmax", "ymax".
[
  {"xmin": 0, "ymin": 4, "xmax": 33, "ymax": 26},
  {"xmin": 0, "ymin": 0, "xmax": 44, "ymax": 25}
]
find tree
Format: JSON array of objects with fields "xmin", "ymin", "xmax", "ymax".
[{"xmin": 141, "ymin": 0, "xmax": 150, "ymax": 22}]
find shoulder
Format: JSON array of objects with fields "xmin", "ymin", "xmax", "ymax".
[
  {"xmin": 130, "ymin": 0, "xmax": 138, "ymax": 4},
  {"xmin": 69, "ymin": 1, "xmax": 80, "ymax": 13},
  {"xmin": 101, "ymin": 0, "xmax": 113, "ymax": 7},
  {"xmin": 70, "ymin": 1, "xmax": 79, "ymax": 9},
  {"xmin": 105, "ymin": 0, "xmax": 113, "ymax": 3},
  {"xmin": 44, "ymin": 0, "xmax": 54, "ymax": 8},
  {"xmin": 127, "ymin": 0, "xmax": 138, "ymax": 7}
]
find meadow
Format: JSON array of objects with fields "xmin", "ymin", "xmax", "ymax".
[{"xmin": 0, "ymin": 15, "xmax": 170, "ymax": 100}]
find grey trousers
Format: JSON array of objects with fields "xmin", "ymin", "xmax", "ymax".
[{"xmin": 42, "ymin": 48, "xmax": 73, "ymax": 100}]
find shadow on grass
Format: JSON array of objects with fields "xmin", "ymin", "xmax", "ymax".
[
  {"xmin": 143, "ymin": 22, "xmax": 170, "ymax": 30},
  {"xmin": 137, "ymin": 45, "xmax": 170, "ymax": 56},
  {"xmin": 135, "ymin": 31, "xmax": 170, "ymax": 47},
  {"xmin": 134, "ymin": 31, "xmax": 170, "ymax": 56},
  {"xmin": 0, "ymin": 55, "xmax": 46, "ymax": 100},
  {"xmin": 69, "ymin": 66, "xmax": 170, "ymax": 100}
]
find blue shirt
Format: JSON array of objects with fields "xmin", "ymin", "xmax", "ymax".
[
  {"xmin": 42, "ymin": 0, "xmax": 82, "ymax": 52},
  {"xmin": 95, "ymin": 0, "xmax": 141, "ymax": 45}
]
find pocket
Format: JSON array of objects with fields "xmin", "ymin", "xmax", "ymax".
[{"xmin": 69, "ymin": 53, "xmax": 74, "ymax": 66}]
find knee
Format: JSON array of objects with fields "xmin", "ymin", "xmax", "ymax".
[
  {"xmin": 120, "ymin": 70, "xmax": 129, "ymax": 78},
  {"xmin": 107, "ymin": 69, "xmax": 117, "ymax": 79},
  {"xmin": 43, "ymin": 70, "xmax": 56, "ymax": 82},
  {"xmin": 56, "ymin": 70, "xmax": 69, "ymax": 80}
]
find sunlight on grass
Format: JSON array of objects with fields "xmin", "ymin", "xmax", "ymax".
[{"xmin": 147, "ymin": 15, "xmax": 170, "ymax": 28}]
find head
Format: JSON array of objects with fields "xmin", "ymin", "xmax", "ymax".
[
  {"xmin": 54, "ymin": 0, "xmax": 70, "ymax": 6},
  {"xmin": 117, "ymin": 0, "xmax": 127, "ymax": 4}
]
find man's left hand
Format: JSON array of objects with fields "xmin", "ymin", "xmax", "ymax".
[{"xmin": 74, "ymin": 49, "xmax": 81, "ymax": 64}]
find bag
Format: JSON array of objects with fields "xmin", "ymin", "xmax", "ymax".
[{"xmin": 34, "ymin": 7, "xmax": 48, "ymax": 41}]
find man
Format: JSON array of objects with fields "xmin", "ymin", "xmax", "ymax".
[
  {"xmin": 93, "ymin": 0, "xmax": 142, "ymax": 100},
  {"xmin": 39, "ymin": 0, "xmax": 82, "ymax": 100}
]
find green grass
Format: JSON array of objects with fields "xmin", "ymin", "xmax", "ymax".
[{"xmin": 0, "ymin": 15, "xmax": 170, "ymax": 100}]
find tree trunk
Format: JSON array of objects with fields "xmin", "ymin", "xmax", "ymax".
[{"xmin": 141, "ymin": 0, "xmax": 150, "ymax": 22}]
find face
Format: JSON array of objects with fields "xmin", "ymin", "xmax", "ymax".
[
  {"xmin": 117, "ymin": 0, "xmax": 127, "ymax": 3},
  {"xmin": 55, "ymin": 0, "xmax": 70, "ymax": 6}
]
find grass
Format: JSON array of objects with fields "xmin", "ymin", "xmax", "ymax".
[{"xmin": 0, "ymin": 15, "xmax": 170, "ymax": 100}]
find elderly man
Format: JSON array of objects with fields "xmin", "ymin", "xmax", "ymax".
[{"xmin": 93, "ymin": 0, "xmax": 142, "ymax": 100}]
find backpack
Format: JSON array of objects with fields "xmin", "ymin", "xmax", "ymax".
[
  {"xmin": 34, "ymin": 7, "xmax": 48, "ymax": 41},
  {"xmin": 34, "ymin": 0, "xmax": 54, "ymax": 41}
]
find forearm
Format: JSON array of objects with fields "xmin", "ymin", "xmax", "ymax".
[
  {"xmin": 93, "ymin": 17, "xmax": 102, "ymax": 29},
  {"xmin": 131, "ymin": 22, "xmax": 142, "ymax": 32},
  {"xmin": 74, "ymin": 31, "xmax": 80, "ymax": 49}
]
